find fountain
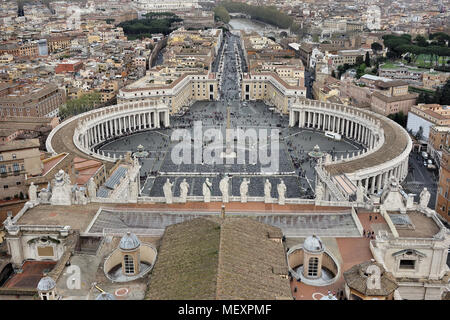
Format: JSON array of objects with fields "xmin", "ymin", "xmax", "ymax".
[
  {"xmin": 133, "ymin": 144, "xmax": 149, "ymax": 158},
  {"xmin": 308, "ymin": 145, "xmax": 325, "ymax": 159}
]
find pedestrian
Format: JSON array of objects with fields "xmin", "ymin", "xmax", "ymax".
[
  {"xmin": 363, "ymin": 229, "xmax": 365, "ymax": 236},
  {"xmin": 369, "ymin": 215, "xmax": 372, "ymax": 221},
  {"xmin": 375, "ymin": 216, "xmax": 377, "ymax": 220}
]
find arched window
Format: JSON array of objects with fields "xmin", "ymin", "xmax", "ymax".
[
  {"xmin": 308, "ymin": 257, "xmax": 319, "ymax": 277},
  {"xmin": 124, "ymin": 255, "xmax": 134, "ymax": 275}
]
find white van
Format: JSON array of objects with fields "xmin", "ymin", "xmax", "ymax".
[{"xmin": 325, "ymin": 131, "xmax": 342, "ymax": 141}]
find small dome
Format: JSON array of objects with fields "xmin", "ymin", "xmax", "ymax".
[
  {"xmin": 119, "ymin": 232, "xmax": 140, "ymax": 250},
  {"xmin": 96, "ymin": 292, "xmax": 116, "ymax": 300},
  {"xmin": 303, "ymin": 235, "xmax": 324, "ymax": 253},
  {"xmin": 37, "ymin": 276, "xmax": 56, "ymax": 291}
]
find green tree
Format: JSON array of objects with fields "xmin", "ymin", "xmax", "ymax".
[
  {"xmin": 221, "ymin": 2, "xmax": 293, "ymax": 29},
  {"xmin": 414, "ymin": 35, "xmax": 427, "ymax": 47},
  {"xmin": 59, "ymin": 92, "xmax": 101, "ymax": 119},
  {"xmin": 214, "ymin": 6, "xmax": 230, "ymax": 23},
  {"xmin": 371, "ymin": 42, "xmax": 383, "ymax": 53},
  {"xmin": 365, "ymin": 52, "xmax": 371, "ymax": 67},
  {"xmin": 439, "ymin": 79, "xmax": 450, "ymax": 105},
  {"xmin": 356, "ymin": 63, "xmax": 366, "ymax": 79},
  {"xmin": 388, "ymin": 111, "xmax": 407, "ymax": 128},
  {"xmin": 355, "ymin": 55, "xmax": 364, "ymax": 66}
]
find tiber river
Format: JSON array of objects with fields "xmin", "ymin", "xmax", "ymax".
[{"xmin": 228, "ymin": 18, "xmax": 289, "ymax": 35}]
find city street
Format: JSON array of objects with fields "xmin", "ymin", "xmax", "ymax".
[{"xmin": 402, "ymin": 151, "xmax": 438, "ymax": 210}]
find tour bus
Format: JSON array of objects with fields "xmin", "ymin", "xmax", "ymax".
[{"xmin": 325, "ymin": 131, "xmax": 342, "ymax": 141}]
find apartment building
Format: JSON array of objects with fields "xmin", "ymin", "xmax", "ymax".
[
  {"xmin": 407, "ymin": 104, "xmax": 450, "ymax": 142},
  {"xmin": 428, "ymin": 126, "xmax": 450, "ymax": 166},
  {"xmin": 0, "ymin": 83, "xmax": 65, "ymax": 118},
  {"xmin": 0, "ymin": 42, "xmax": 39, "ymax": 59},
  {"xmin": 378, "ymin": 64, "xmax": 424, "ymax": 85},
  {"xmin": 435, "ymin": 146, "xmax": 450, "ymax": 222},
  {"xmin": 312, "ymin": 76, "xmax": 342, "ymax": 102},
  {"xmin": 370, "ymin": 80, "xmax": 418, "ymax": 116},
  {"xmin": 0, "ymin": 139, "xmax": 43, "ymax": 200},
  {"xmin": 118, "ymin": 68, "xmax": 218, "ymax": 114},
  {"xmin": 422, "ymin": 70, "xmax": 450, "ymax": 90},
  {"xmin": 242, "ymin": 72, "xmax": 306, "ymax": 114},
  {"xmin": 329, "ymin": 49, "xmax": 368, "ymax": 68},
  {"xmin": 55, "ymin": 60, "xmax": 84, "ymax": 74}
]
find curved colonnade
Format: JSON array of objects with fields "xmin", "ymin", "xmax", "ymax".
[
  {"xmin": 289, "ymin": 99, "xmax": 412, "ymax": 196},
  {"xmin": 47, "ymin": 101, "xmax": 170, "ymax": 163},
  {"xmin": 47, "ymin": 98, "xmax": 411, "ymax": 200}
]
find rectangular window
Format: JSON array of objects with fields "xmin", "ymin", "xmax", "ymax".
[{"xmin": 399, "ymin": 260, "xmax": 415, "ymax": 270}]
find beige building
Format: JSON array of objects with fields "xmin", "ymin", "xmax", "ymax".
[
  {"xmin": 428, "ymin": 126, "xmax": 450, "ymax": 166},
  {"xmin": 0, "ymin": 139, "xmax": 42, "ymax": 200},
  {"xmin": 242, "ymin": 72, "xmax": 306, "ymax": 114},
  {"xmin": 0, "ymin": 83, "xmax": 65, "ymax": 118},
  {"xmin": 435, "ymin": 146, "xmax": 450, "ymax": 222},
  {"xmin": 422, "ymin": 70, "xmax": 450, "ymax": 90},
  {"xmin": 329, "ymin": 49, "xmax": 368, "ymax": 68},
  {"xmin": 370, "ymin": 81, "xmax": 418, "ymax": 116},
  {"xmin": 118, "ymin": 68, "xmax": 218, "ymax": 114}
]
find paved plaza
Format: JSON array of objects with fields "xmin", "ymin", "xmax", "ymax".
[
  {"xmin": 99, "ymin": 100, "xmax": 362, "ymax": 198},
  {"xmin": 98, "ymin": 33, "xmax": 363, "ymax": 199}
]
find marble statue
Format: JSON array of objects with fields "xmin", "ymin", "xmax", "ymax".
[
  {"xmin": 73, "ymin": 186, "xmax": 88, "ymax": 205},
  {"xmin": 88, "ymin": 177, "xmax": 97, "ymax": 200},
  {"xmin": 264, "ymin": 179, "xmax": 272, "ymax": 203},
  {"xmin": 277, "ymin": 179, "xmax": 287, "ymax": 205},
  {"xmin": 315, "ymin": 182, "xmax": 324, "ymax": 201},
  {"xmin": 179, "ymin": 179, "xmax": 189, "ymax": 203},
  {"xmin": 203, "ymin": 178, "xmax": 212, "ymax": 203},
  {"xmin": 419, "ymin": 187, "xmax": 431, "ymax": 208},
  {"xmin": 39, "ymin": 183, "xmax": 51, "ymax": 203},
  {"xmin": 240, "ymin": 178, "xmax": 249, "ymax": 203},
  {"xmin": 219, "ymin": 176, "xmax": 230, "ymax": 203},
  {"xmin": 163, "ymin": 178, "xmax": 174, "ymax": 204},
  {"xmin": 28, "ymin": 182, "xmax": 37, "ymax": 202},
  {"xmin": 356, "ymin": 184, "xmax": 365, "ymax": 202},
  {"xmin": 51, "ymin": 170, "xmax": 72, "ymax": 206}
]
